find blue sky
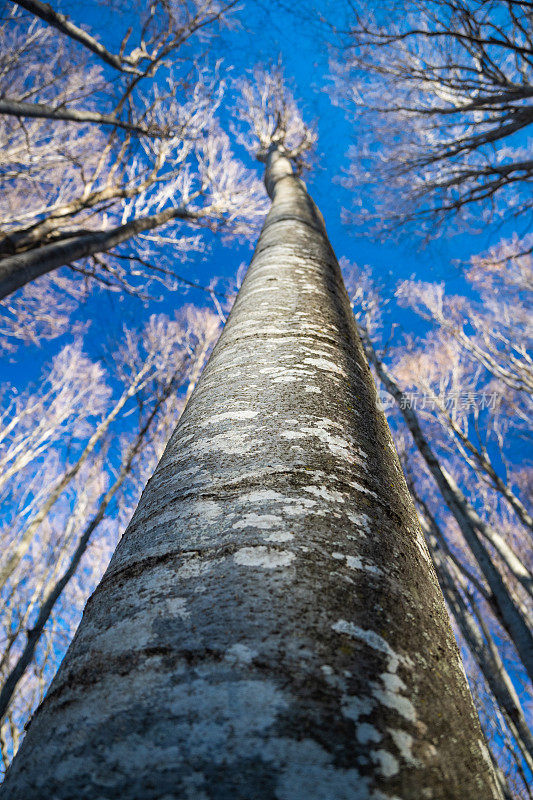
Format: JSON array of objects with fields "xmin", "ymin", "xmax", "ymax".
[{"xmin": 1, "ymin": 1, "xmax": 522, "ymax": 395}]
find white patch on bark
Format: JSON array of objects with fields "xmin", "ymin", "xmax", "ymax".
[
  {"xmin": 348, "ymin": 480, "xmax": 379, "ymax": 499},
  {"xmin": 281, "ymin": 499, "xmax": 318, "ymax": 516},
  {"xmin": 478, "ymin": 736, "xmax": 495, "ymax": 770},
  {"xmin": 372, "ymin": 684, "xmax": 417, "ymax": 724},
  {"xmin": 193, "ymin": 501, "xmax": 222, "ymax": 522},
  {"xmin": 341, "ymin": 695, "xmax": 375, "ymax": 723},
  {"xmin": 331, "ymin": 553, "xmax": 384, "ymax": 576},
  {"xmin": 200, "ymin": 410, "xmax": 259, "ymax": 426},
  {"xmin": 302, "ymin": 356, "xmax": 346, "ymax": 376},
  {"xmin": 381, "ymin": 672, "xmax": 406, "ymax": 693},
  {"xmin": 413, "ymin": 527, "xmax": 433, "ymax": 565},
  {"xmin": 166, "ymin": 597, "xmax": 190, "ymax": 620},
  {"xmin": 388, "ymin": 728, "xmax": 420, "ymax": 766},
  {"xmin": 167, "ymin": 679, "xmax": 288, "ymax": 745},
  {"xmin": 239, "ymin": 489, "xmax": 287, "ymax": 503},
  {"xmin": 266, "ymin": 531, "xmax": 294, "ymax": 542},
  {"xmin": 347, "ymin": 512, "xmax": 371, "ymax": 536},
  {"xmin": 189, "ymin": 431, "xmax": 260, "ymax": 456},
  {"xmin": 281, "ymin": 431, "xmax": 306, "ymax": 440},
  {"xmin": 297, "ymin": 420, "xmax": 366, "ymax": 466},
  {"xmin": 234, "ymin": 546, "xmax": 295, "ymax": 569},
  {"xmin": 304, "ymin": 486, "xmax": 346, "ymax": 503},
  {"xmin": 232, "ymin": 513, "xmax": 284, "ymax": 530},
  {"xmin": 371, "ymin": 749, "xmax": 399, "ymax": 778},
  {"xmin": 225, "ymin": 644, "xmax": 257, "ymax": 664},
  {"xmin": 332, "ymin": 621, "xmax": 408, "ymax": 674},
  {"xmin": 332, "ymin": 621, "xmax": 417, "ymax": 723}
]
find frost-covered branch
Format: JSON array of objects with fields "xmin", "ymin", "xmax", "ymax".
[
  {"xmin": 234, "ymin": 63, "xmax": 316, "ymax": 166},
  {"xmin": 0, "ymin": 3, "xmax": 264, "ymax": 344}
]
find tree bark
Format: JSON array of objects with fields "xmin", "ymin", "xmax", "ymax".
[{"xmin": 1, "ymin": 148, "xmax": 501, "ymax": 799}]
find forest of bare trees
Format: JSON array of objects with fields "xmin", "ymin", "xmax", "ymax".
[
  {"xmin": 0, "ymin": 0, "xmax": 531, "ymax": 798},
  {"xmin": 0, "ymin": 0, "xmax": 266, "ymax": 340}
]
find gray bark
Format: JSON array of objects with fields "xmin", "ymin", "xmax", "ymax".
[
  {"xmin": 0, "ymin": 206, "xmax": 196, "ymax": 300},
  {"xmin": 0, "ymin": 148, "xmax": 501, "ymax": 799}
]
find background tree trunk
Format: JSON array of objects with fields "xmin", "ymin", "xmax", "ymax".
[
  {"xmin": 361, "ymin": 332, "xmax": 533, "ymax": 682},
  {"xmin": 1, "ymin": 148, "xmax": 501, "ymax": 799},
  {"xmin": 0, "ymin": 206, "xmax": 196, "ymax": 300}
]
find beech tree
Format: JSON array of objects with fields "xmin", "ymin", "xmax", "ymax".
[
  {"xmin": 0, "ymin": 306, "xmax": 221, "ymax": 771},
  {"xmin": 0, "ymin": 1, "xmax": 266, "ymax": 344},
  {"xmin": 1, "ymin": 68, "xmax": 501, "ymax": 800},
  {"xmin": 333, "ymin": 0, "xmax": 533, "ymax": 239}
]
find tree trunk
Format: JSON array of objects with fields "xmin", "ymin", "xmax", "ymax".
[
  {"xmin": 0, "ymin": 206, "xmax": 196, "ymax": 300},
  {"xmin": 418, "ymin": 505, "xmax": 533, "ymax": 770},
  {"xmin": 1, "ymin": 148, "xmax": 501, "ymax": 799}
]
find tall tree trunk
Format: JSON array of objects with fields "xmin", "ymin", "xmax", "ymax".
[{"xmin": 1, "ymin": 148, "xmax": 501, "ymax": 799}]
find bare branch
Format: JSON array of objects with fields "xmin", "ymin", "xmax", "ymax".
[
  {"xmin": 10, "ymin": 0, "xmax": 142, "ymax": 73},
  {"xmin": 0, "ymin": 98, "xmax": 168, "ymax": 137},
  {"xmin": 234, "ymin": 62, "xmax": 317, "ymax": 167}
]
